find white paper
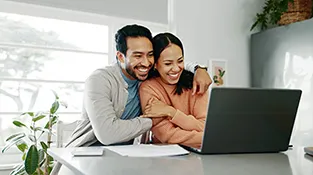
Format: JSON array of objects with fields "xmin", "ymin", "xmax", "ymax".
[
  {"xmin": 105, "ymin": 144, "xmax": 189, "ymax": 157},
  {"xmin": 71, "ymin": 147, "xmax": 104, "ymax": 156}
]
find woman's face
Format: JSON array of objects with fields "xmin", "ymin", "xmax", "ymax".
[{"xmin": 155, "ymin": 44, "xmax": 184, "ymax": 85}]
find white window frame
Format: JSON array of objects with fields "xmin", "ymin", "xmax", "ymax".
[{"xmin": 0, "ymin": 1, "xmax": 168, "ymax": 157}]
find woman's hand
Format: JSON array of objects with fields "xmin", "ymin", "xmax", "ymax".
[{"xmin": 140, "ymin": 97, "xmax": 176, "ymax": 118}]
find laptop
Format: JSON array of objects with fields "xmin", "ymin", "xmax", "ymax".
[{"xmin": 187, "ymin": 87, "xmax": 302, "ymax": 154}]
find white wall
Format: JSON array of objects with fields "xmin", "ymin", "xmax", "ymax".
[
  {"xmin": 169, "ymin": 0, "xmax": 266, "ymax": 87},
  {"xmin": 5, "ymin": 0, "xmax": 168, "ymax": 24}
]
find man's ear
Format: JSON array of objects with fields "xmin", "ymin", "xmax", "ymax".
[{"xmin": 116, "ymin": 51, "xmax": 125, "ymax": 64}]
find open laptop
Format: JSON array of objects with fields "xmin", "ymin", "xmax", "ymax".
[{"xmin": 187, "ymin": 87, "xmax": 302, "ymax": 154}]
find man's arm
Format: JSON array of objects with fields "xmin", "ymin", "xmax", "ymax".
[
  {"xmin": 185, "ymin": 61, "xmax": 198, "ymax": 73},
  {"xmin": 185, "ymin": 62, "xmax": 212, "ymax": 95},
  {"xmin": 84, "ymin": 73, "xmax": 152, "ymax": 145}
]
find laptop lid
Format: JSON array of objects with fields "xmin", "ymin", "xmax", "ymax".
[{"xmin": 200, "ymin": 87, "xmax": 302, "ymax": 154}]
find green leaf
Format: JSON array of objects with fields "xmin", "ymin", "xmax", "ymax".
[
  {"xmin": 48, "ymin": 166, "xmax": 53, "ymax": 174},
  {"xmin": 213, "ymin": 75, "xmax": 218, "ymax": 81},
  {"xmin": 12, "ymin": 121, "xmax": 27, "ymax": 128},
  {"xmin": 16, "ymin": 141, "xmax": 28, "ymax": 153},
  {"xmin": 50, "ymin": 101, "xmax": 59, "ymax": 114},
  {"xmin": 28, "ymin": 135, "xmax": 36, "ymax": 143},
  {"xmin": 39, "ymin": 158, "xmax": 46, "ymax": 167},
  {"xmin": 250, "ymin": 20, "xmax": 259, "ymax": 31},
  {"xmin": 2, "ymin": 134, "xmax": 26, "ymax": 153},
  {"xmin": 36, "ymin": 127, "xmax": 50, "ymax": 133},
  {"xmin": 22, "ymin": 152, "xmax": 27, "ymax": 161},
  {"xmin": 38, "ymin": 149, "xmax": 45, "ymax": 165},
  {"xmin": 32, "ymin": 115, "xmax": 46, "ymax": 122},
  {"xmin": 21, "ymin": 112, "xmax": 34, "ymax": 117},
  {"xmin": 49, "ymin": 155, "xmax": 54, "ymax": 162},
  {"xmin": 5, "ymin": 133, "xmax": 25, "ymax": 142},
  {"xmin": 25, "ymin": 145, "xmax": 39, "ymax": 174},
  {"xmin": 59, "ymin": 101, "xmax": 68, "ymax": 108},
  {"xmin": 52, "ymin": 90, "xmax": 59, "ymax": 100},
  {"xmin": 221, "ymin": 71, "xmax": 225, "ymax": 77},
  {"xmin": 44, "ymin": 115, "xmax": 58, "ymax": 129},
  {"xmin": 9, "ymin": 163, "xmax": 25, "ymax": 175},
  {"xmin": 40, "ymin": 141, "xmax": 48, "ymax": 151}
]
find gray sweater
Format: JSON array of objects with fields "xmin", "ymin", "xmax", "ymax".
[
  {"xmin": 51, "ymin": 64, "xmax": 152, "ymax": 175},
  {"xmin": 66, "ymin": 64, "xmax": 152, "ymax": 147}
]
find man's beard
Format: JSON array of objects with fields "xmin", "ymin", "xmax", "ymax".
[{"xmin": 125, "ymin": 65, "xmax": 139, "ymax": 80}]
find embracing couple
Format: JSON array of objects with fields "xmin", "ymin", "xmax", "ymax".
[{"xmin": 52, "ymin": 24, "xmax": 211, "ymax": 174}]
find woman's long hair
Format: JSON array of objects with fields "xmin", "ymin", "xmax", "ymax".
[{"xmin": 149, "ymin": 33, "xmax": 193, "ymax": 95}]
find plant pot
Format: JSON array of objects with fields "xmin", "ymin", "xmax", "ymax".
[{"xmin": 278, "ymin": 0, "xmax": 313, "ymax": 25}]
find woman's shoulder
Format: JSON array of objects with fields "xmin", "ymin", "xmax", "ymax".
[{"xmin": 139, "ymin": 77, "xmax": 162, "ymax": 89}]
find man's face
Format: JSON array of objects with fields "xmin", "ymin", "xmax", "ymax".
[{"xmin": 118, "ymin": 37, "xmax": 154, "ymax": 81}]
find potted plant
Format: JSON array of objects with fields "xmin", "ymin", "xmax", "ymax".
[
  {"xmin": 251, "ymin": 0, "xmax": 313, "ymax": 31},
  {"xmin": 1, "ymin": 91, "xmax": 67, "ymax": 175}
]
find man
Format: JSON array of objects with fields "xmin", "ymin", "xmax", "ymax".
[{"xmin": 51, "ymin": 24, "xmax": 211, "ymax": 174}]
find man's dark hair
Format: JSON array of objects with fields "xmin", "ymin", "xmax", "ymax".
[
  {"xmin": 149, "ymin": 32, "xmax": 194, "ymax": 95},
  {"xmin": 115, "ymin": 24, "xmax": 153, "ymax": 56}
]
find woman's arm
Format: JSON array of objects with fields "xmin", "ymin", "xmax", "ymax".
[
  {"xmin": 152, "ymin": 119, "xmax": 203, "ymax": 148},
  {"xmin": 139, "ymin": 81, "xmax": 165, "ymax": 126},
  {"xmin": 169, "ymin": 91, "xmax": 209, "ymax": 132},
  {"xmin": 139, "ymin": 81, "xmax": 204, "ymax": 148}
]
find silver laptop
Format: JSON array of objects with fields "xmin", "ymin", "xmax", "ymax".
[{"xmin": 187, "ymin": 87, "xmax": 302, "ymax": 154}]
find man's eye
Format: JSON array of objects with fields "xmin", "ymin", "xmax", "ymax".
[{"xmin": 135, "ymin": 55, "xmax": 141, "ymax": 58}]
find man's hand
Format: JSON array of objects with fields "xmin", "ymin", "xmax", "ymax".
[
  {"xmin": 192, "ymin": 68, "xmax": 212, "ymax": 95},
  {"xmin": 140, "ymin": 98, "xmax": 176, "ymax": 118}
]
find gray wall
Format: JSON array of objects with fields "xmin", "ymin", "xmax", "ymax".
[
  {"xmin": 250, "ymin": 18, "xmax": 313, "ymax": 146},
  {"xmin": 170, "ymin": 0, "xmax": 266, "ymax": 87},
  {"xmin": 5, "ymin": 0, "xmax": 168, "ymax": 24}
]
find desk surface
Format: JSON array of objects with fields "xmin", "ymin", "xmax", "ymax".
[{"xmin": 48, "ymin": 147, "xmax": 313, "ymax": 175}]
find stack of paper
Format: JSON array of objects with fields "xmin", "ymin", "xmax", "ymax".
[{"xmin": 105, "ymin": 144, "xmax": 189, "ymax": 157}]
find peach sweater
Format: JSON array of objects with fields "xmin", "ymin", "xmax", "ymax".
[{"xmin": 139, "ymin": 77, "xmax": 209, "ymax": 148}]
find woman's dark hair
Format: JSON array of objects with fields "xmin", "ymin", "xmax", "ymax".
[{"xmin": 149, "ymin": 32, "xmax": 194, "ymax": 95}]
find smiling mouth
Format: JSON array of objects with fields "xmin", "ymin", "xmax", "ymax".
[
  {"xmin": 167, "ymin": 72, "xmax": 181, "ymax": 80},
  {"xmin": 169, "ymin": 73, "xmax": 179, "ymax": 78},
  {"xmin": 136, "ymin": 66, "xmax": 150, "ymax": 75}
]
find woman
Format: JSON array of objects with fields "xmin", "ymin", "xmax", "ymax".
[{"xmin": 139, "ymin": 33, "xmax": 209, "ymax": 148}]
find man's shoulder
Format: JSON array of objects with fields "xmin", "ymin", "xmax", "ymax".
[{"xmin": 87, "ymin": 64, "xmax": 120, "ymax": 81}]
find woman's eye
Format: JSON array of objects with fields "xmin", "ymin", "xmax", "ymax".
[{"xmin": 164, "ymin": 63, "xmax": 171, "ymax": 66}]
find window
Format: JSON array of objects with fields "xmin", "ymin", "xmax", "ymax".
[
  {"xmin": 0, "ymin": 10, "xmax": 168, "ymax": 147},
  {"xmin": 0, "ymin": 12, "xmax": 111, "ymax": 146}
]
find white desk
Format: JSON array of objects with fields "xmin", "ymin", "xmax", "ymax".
[{"xmin": 48, "ymin": 147, "xmax": 313, "ymax": 175}]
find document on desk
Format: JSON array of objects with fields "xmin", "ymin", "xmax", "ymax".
[{"xmin": 105, "ymin": 144, "xmax": 189, "ymax": 157}]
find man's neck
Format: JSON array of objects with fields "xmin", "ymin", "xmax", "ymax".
[{"xmin": 121, "ymin": 68, "xmax": 136, "ymax": 80}]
